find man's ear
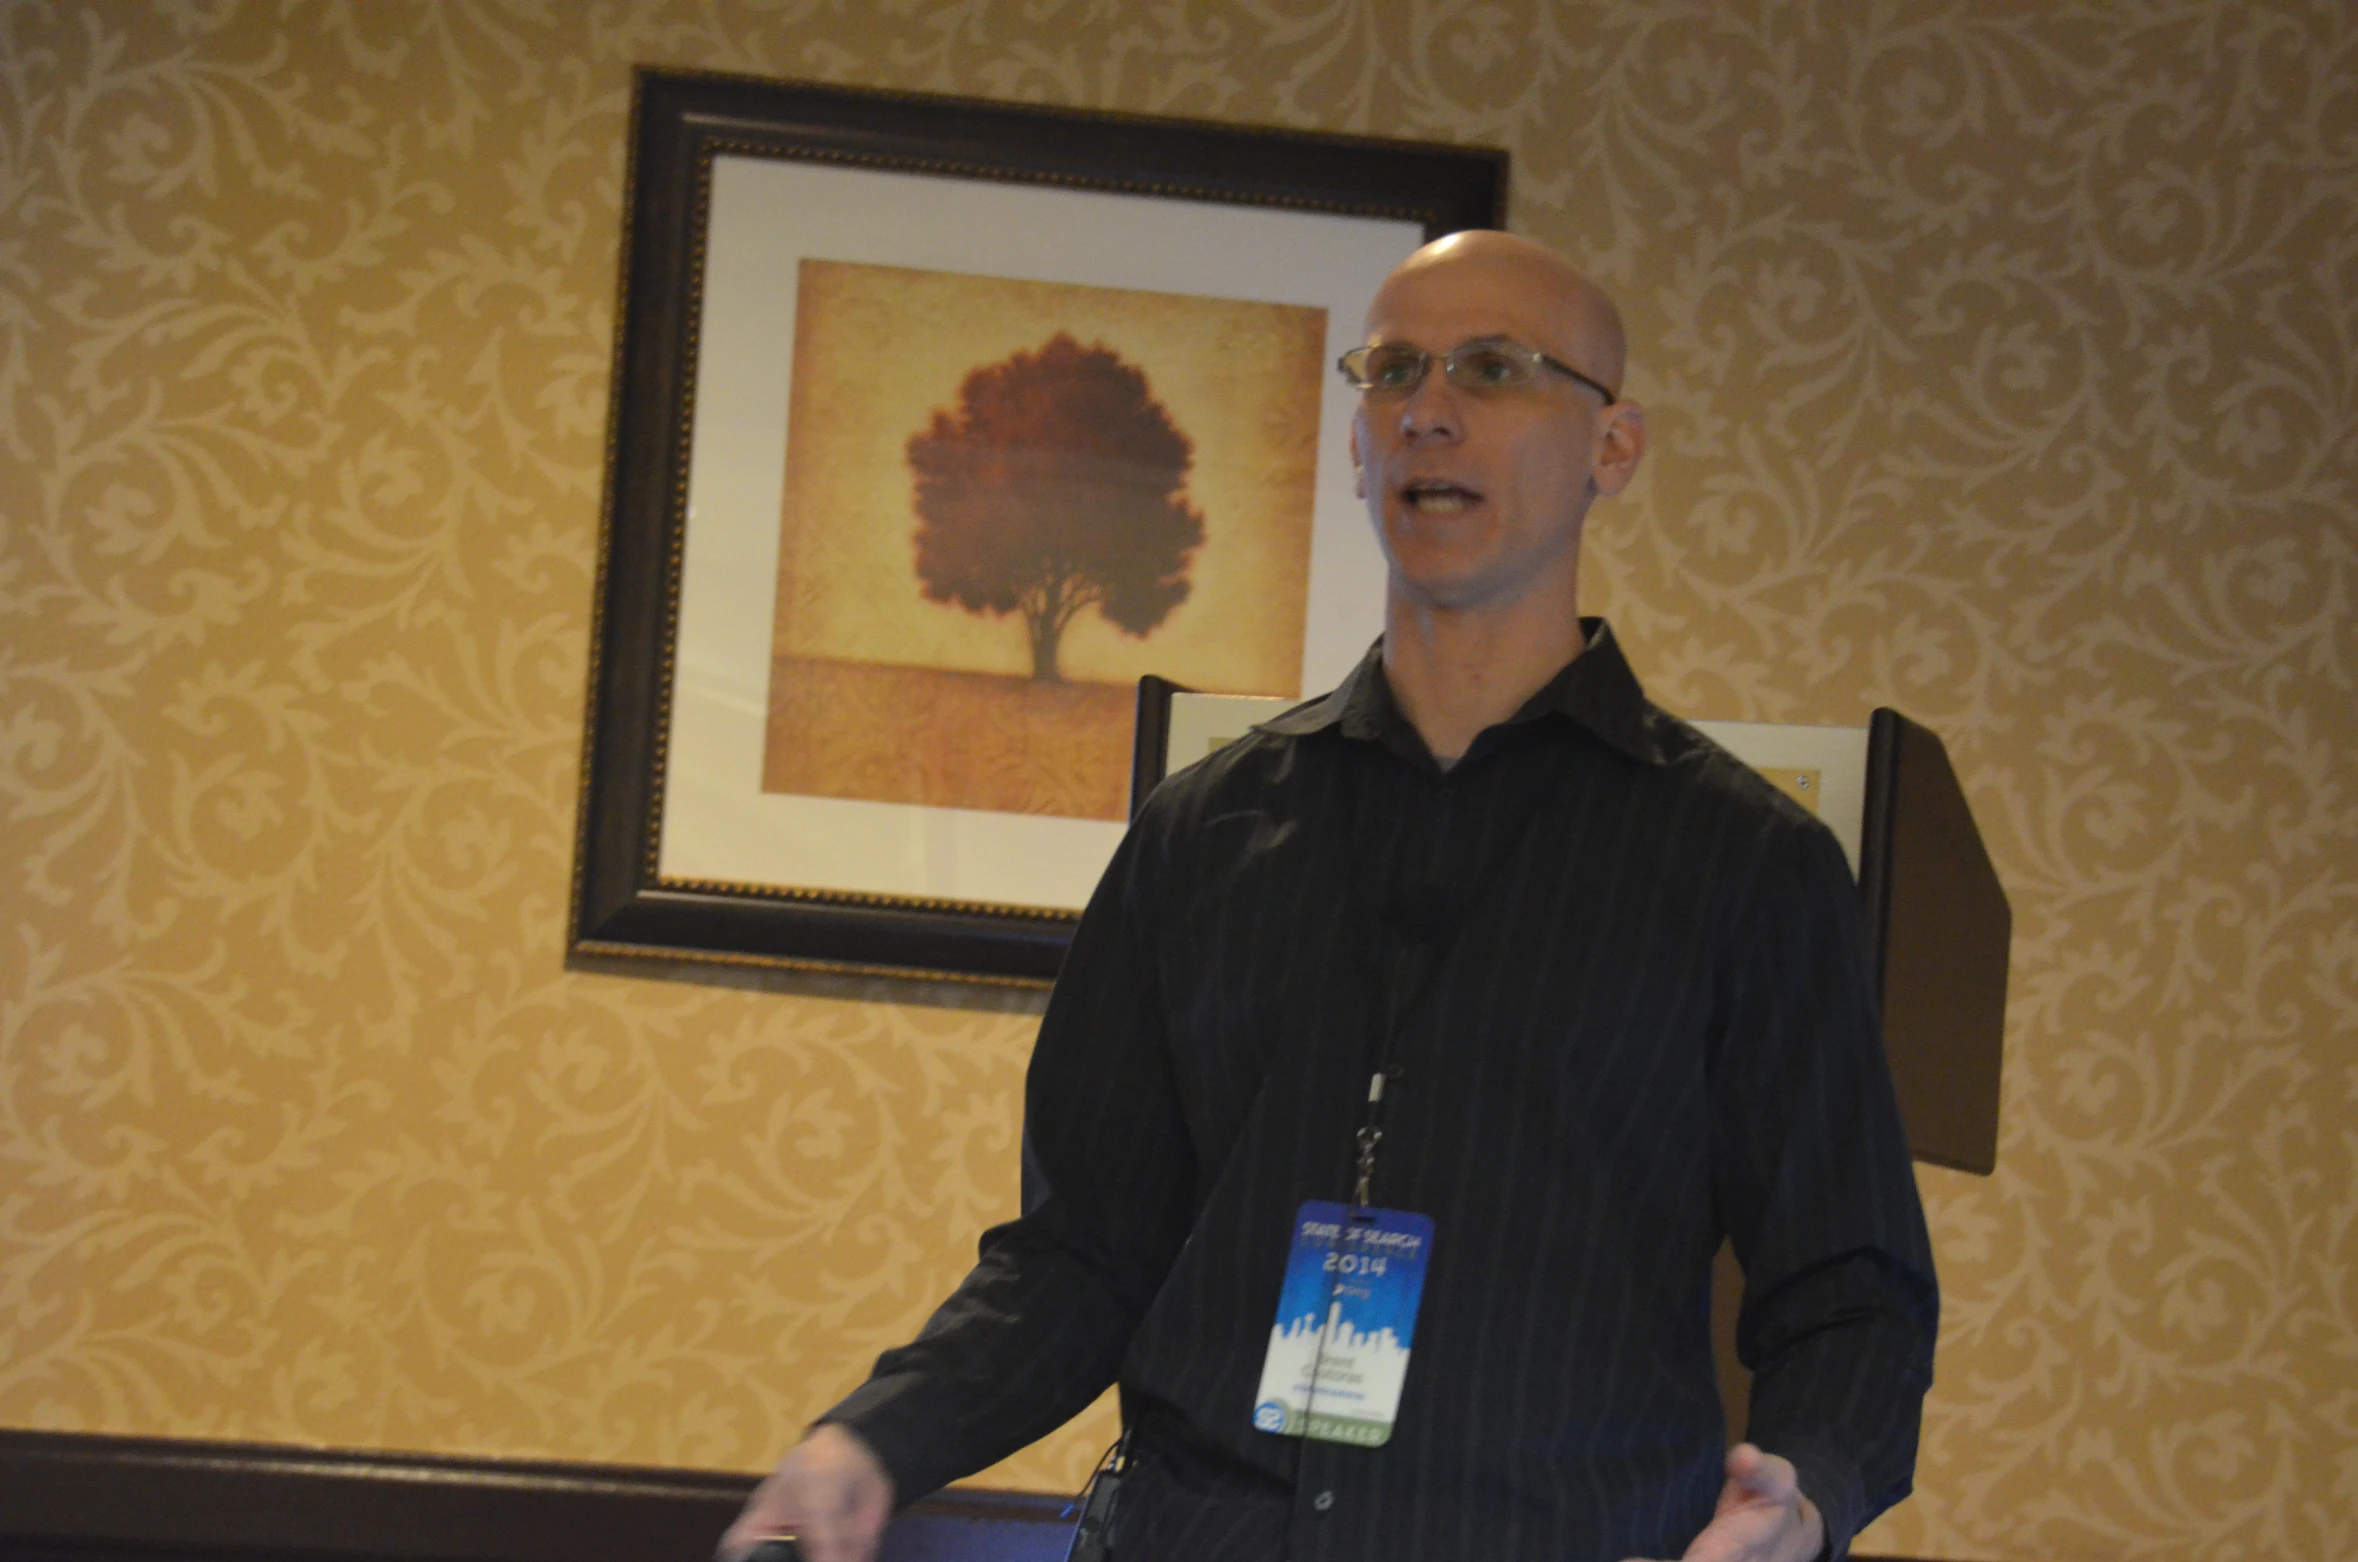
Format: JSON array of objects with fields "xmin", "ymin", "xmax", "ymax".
[
  {"xmin": 1349, "ymin": 418, "xmax": 1366, "ymax": 500},
  {"xmin": 1590, "ymin": 401, "xmax": 1646, "ymax": 498}
]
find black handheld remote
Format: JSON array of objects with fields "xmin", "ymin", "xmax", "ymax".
[
  {"xmin": 1063, "ymin": 1463, "xmax": 1122, "ymax": 1562},
  {"xmin": 743, "ymin": 1540, "xmax": 805, "ymax": 1562}
]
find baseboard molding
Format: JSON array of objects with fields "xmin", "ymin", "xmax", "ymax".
[
  {"xmin": 0, "ymin": 1427, "xmax": 1946, "ymax": 1562},
  {"xmin": 0, "ymin": 1429, "xmax": 1068, "ymax": 1562}
]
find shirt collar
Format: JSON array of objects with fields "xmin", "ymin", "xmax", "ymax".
[{"xmin": 1259, "ymin": 617, "xmax": 1669, "ymax": 768}]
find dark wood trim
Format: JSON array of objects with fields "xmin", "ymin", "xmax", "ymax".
[
  {"xmin": 0, "ymin": 1429, "xmax": 1066, "ymax": 1562},
  {"xmin": 1128, "ymin": 676, "xmax": 1186, "ymax": 822},
  {"xmin": 0, "ymin": 1426, "xmax": 1966, "ymax": 1562}
]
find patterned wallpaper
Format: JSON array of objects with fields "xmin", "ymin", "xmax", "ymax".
[{"xmin": 2, "ymin": 3, "xmax": 2351, "ymax": 1559}]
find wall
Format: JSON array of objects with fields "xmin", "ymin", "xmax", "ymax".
[{"xmin": 2, "ymin": 3, "xmax": 2351, "ymax": 1558}]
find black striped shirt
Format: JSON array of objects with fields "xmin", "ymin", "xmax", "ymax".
[{"xmin": 826, "ymin": 621, "xmax": 1936, "ymax": 1560}]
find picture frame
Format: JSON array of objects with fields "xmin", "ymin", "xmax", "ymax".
[{"xmin": 571, "ymin": 68, "xmax": 1507, "ymax": 985}]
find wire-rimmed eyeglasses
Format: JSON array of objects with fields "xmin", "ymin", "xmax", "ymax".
[{"xmin": 1336, "ymin": 337, "xmax": 1617, "ymax": 405}]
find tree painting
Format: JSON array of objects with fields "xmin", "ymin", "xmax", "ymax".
[{"xmin": 908, "ymin": 333, "xmax": 1206, "ymax": 682}]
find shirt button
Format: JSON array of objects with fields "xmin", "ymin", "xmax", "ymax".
[{"xmin": 1313, "ymin": 1489, "xmax": 1335, "ymax": 1513}]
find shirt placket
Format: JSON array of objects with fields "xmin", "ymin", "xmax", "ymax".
[{"xmin": 1289, "ymin": 756, "xmax": 1468, "ymax": 1558}]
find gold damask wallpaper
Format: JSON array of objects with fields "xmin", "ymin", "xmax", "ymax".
[{"xmin": 1, "ymin": 4, "xmax": 2350, "ymax": 1559}]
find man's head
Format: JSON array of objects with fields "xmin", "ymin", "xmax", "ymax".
[{"xmin": 1347, "ymin": 230, "xmax": 1644, "ymax": 621}]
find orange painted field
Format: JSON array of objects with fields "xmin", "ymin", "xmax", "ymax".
[{"xmin": 762, "ymin": 655, "xmax": 1133, "ymax": 820}]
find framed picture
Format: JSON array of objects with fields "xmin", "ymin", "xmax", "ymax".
[{"xmin": 571, "ymin": 68, "xmax": 1507, "ymax": 985}]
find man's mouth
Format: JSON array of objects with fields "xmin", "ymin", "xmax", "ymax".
[{"xmin": 1402, "ymin": 479, "xmax": 1482, "ymax": 514}]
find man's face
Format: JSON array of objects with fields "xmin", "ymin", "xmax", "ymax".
[{"xmin": 1349, "ymin": 254, "xmax": 1633, "ymax": 616}]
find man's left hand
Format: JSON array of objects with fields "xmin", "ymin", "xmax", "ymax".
[{"xmin": 1623, "ymin": 1443, "xmax": 1824, "ymax": 1562}]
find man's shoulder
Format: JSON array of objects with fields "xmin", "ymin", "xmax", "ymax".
[
  {"xmin": 1649, "ymin": 713, "xmax": 1806, "ymax": 810},
  {"xmin": 1136, "ymin": 708, "xmax": 1327, "ymax": 827},
  {"xmin": 1639, "ymin": 708, "xmax": 1854, "ymax": 871},
  {"xmin": 1110, "ymin": 714, "xmax": 1333, "ymax": 918}
]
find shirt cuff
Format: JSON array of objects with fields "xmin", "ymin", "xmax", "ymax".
[
  {"xmin": 1780, "ymin": 1444, "xmax": 1866, "ymax": 1562},
  {"xmin": 815, "ymin": 1374, "xmax": 950, "ymax": 1510}
]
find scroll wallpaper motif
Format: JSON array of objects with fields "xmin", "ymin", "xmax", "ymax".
[{"xmin": 1, "ymin": 4, "xmax": 2351, "ymax": 1559}]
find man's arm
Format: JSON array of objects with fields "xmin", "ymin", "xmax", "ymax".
[
  {"xmin": 724, "ymin": 819, "xmax": 1197, "ymax": 1549},
  {"xmin": 1707, "ymin": 816, "xmax": 1941, "ymax": 1559}
]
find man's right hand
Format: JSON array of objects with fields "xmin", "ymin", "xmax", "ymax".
[{"xmin": 716, "ymin": 1424, "xmax": 895, "ymax": 1562}]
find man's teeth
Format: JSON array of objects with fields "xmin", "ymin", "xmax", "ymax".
[{"xmin": 1407, "ymin": 486, "xmax": 1475, "ymax": 513}]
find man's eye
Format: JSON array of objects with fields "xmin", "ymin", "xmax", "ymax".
[
  {"xmin": 1369, "ymin": 352, "xmax": 1422, "ymax": 388},
  {"xmin": 1457, "ymin": 348, "xmax": 1520, "ymax": 386}
]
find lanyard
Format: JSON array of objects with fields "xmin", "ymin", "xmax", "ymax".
[
  {"xmin": 1338, "ymin": 738, "xmax": 1557, "ymax": 1209},
  {"xmin": 1352, "ymin": 1071, "xmax": 1389, "ymax": 1208}
]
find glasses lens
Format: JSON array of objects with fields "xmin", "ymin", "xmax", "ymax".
[
  {"xmin": 1353, "ymin": 345, "xmax": 1428, "ymax": 392},
  {"xmin": 1443, "ymin": 342, "xmax": 1535, "ymax": 390}
]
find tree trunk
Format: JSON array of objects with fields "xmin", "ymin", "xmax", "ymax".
[{"xmin": 1026, "ymin": 610, "xmax": 1062, "ymax": 681}]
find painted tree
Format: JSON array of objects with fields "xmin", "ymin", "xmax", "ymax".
[{"xmin": 908, "ymin": 333, "xmax": 1205, "ymax": 682}]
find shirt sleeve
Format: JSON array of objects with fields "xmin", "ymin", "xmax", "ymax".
[
  {"xmin": 1708, "ymin": 813, "xmax": 1941, "ymax": 1560},
  {"xmin": 817, "ymin": 812, "xmax": 1199, "ymax": 1504}
]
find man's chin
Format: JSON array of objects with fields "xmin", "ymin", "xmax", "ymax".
[
  {"xmin": 1380, "ymin": 548, "xmax": 1584, "ymax": 622},
  {"xmin": 1378, "ymin": 532, "xmax": 1491, "ymax": 593},
  {"xmin": 1377, "ymin": 525, "xmax": 1584, "ymax": 618}
]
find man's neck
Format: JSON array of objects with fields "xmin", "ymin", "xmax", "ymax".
[{"xmin": 1381, "ymin": 587, "xmax": 1588, "ymax": 768}]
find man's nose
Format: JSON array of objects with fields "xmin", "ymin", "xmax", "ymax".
[{"xmin": 1396, "ymin": 372, "xmax": 1462, "ymax": 441}]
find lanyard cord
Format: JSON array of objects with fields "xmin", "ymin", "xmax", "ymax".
[
  {"xmin": 1353, "ymin": 1072, "xmax": 1388, "ymax": 1209},
  {"xmin": 1341, "ymin": 760, "xmax": 1425, "ymax": 1211},
  {"xmin": 1338, "ymin": 737, "xmax": 1557, "ymax": 1210}
]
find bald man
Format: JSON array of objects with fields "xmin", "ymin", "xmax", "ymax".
[{"xmin": 723, "ymin": 233, "xmax": 1936, "ymax": 1562}]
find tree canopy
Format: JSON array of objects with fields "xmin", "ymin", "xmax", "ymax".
[{"xmin": 908, "ymin": 333, "xmax": 1205, "ymax": 682}]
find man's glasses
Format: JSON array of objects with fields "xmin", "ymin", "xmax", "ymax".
[{"xmin": 1336, "ymin": 338, "xmax": 1617, "ymax": 405}]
